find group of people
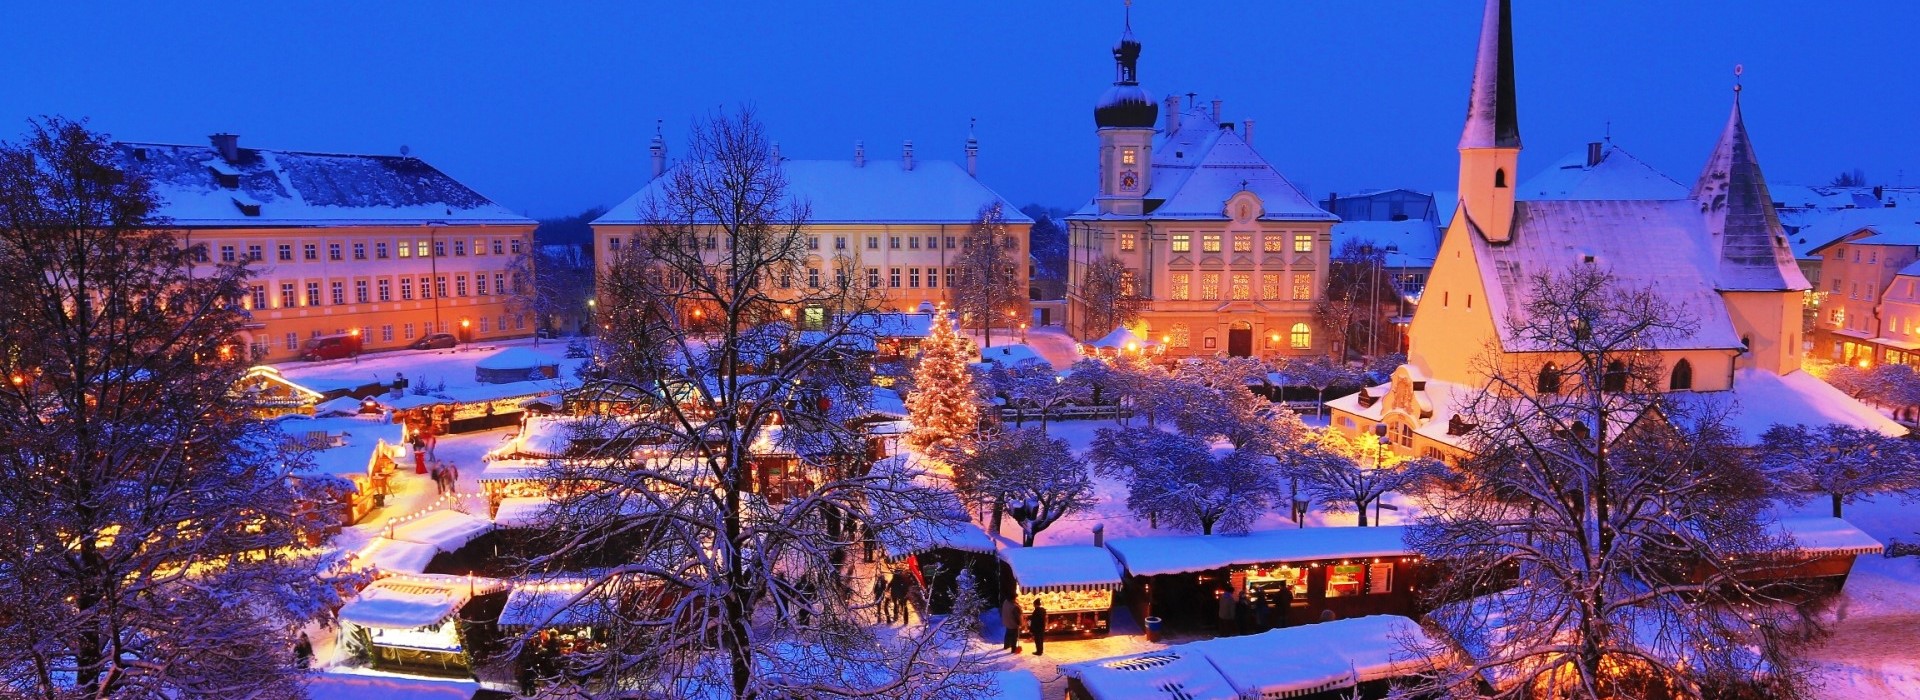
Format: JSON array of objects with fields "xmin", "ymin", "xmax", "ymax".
[
  {"xmin": 429, "ymin": 460, "xmax": 461, "ymax": 494},
  {"xmin": 1216, "ymin": 583, "xmax": 1311, "ymax": 636},
  {"xmin": 869, "ymin": 569, "xmax": 923, "ymax": 625},
  {"xmin": 999, "ymin": 598, "xmax": 1049, "ymax": 656}
]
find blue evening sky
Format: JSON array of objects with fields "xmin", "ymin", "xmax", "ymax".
[{"xmin": 3, "ymin": 2, "xmax": 1915, "ymax": 218}]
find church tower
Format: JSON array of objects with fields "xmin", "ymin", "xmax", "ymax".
[
  {"xmin": 1093, "ymin": 2, "xmax": 1157, "ymax": 216},
  {"xmin": 1457, "ymin": 0, "xmax": 1520, "ymax": 243}
]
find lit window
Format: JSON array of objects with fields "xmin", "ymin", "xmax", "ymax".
[
  {"xmin": 1121, "ymin": 148, "xmax": 1136, "ymax": 165},
  {"xmin": 1120, "ymin": 232, "xmax": 1136, "ymax": 252},
  {"xmin": 1233, "ymin": 234, "xmax": 1252, "ymax": 253},
  {"xmin": 1293, "ymin": 233, "xmax": 1314, "ymax": 253},
  {"xmin": 1262, "ymin": 273, "xmax": 1281, "ymax": 300},
  {"xmin": 1231, "ymin": 273, "xmax": 1251, "ymax": 300},
  {"xmin": 1202, "ymin": 234, "xmax": 1221, "ymax": 253},
  {"xmin": 1264, "ymin": 235, "xmax": 1284, "ymax": 253},
  {"xmin": 1169, "ymin": 323, "xmax": 1191, "ymax": 348},
  {"xmin": 1292, "ymin": 273, "xmax": 1313, "ymax": 300},
  {"xmin": 1326, "ymin": 563, "xmax": 1364, "ymax": 597},
  {"xmin": 1172, "ymin": 233, "xmax": 1191, "ymax": 253},
  {"xmin": 1200, "ymin": 272, "xmax": 1221, "ymax": 300},
  {"xmin": 1170, "ymin": 272, "xmax": 1191, "ymax": 300},
  {"xmin": 1290, "ymin": 323, "xmax": 1311, "ymax": 349}
]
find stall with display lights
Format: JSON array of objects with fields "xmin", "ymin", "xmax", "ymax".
[
  {"xmin": 999, "ymin": 545, "xmax": 1125, "ymax": 638},
  {"xmin": 1105, "ymin": 526, "xmax": 1422, "ymax": 632}
]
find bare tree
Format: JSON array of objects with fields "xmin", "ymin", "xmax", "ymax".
[
  {"xmin": 1077, "ymin": 255, "xmax": 1146, "ymax": 337},
  {"xmin": 987, "ymin": 360, "xmax": 1085, "ymax": 432},
  {"xmin": 1286, "ymin": 428, "xmax": 1444, "ymax": 527},
  {"xmin": 950, "ymin": 202, "xmax": 1026, "ymax": 348},
  {"xmin": 940, "ymin": 428, "xmax": 1092, "ymax": 546},
  {"xmin": 507, "ymin": 239, "xmax": 596, "ymax": 338},
  {"xmin": 536, "ymin": 109, "xmax": 988, "ymax": 699},
  {"xmin": 1409, "ymin": 267, "xmax": 1816, "ymax": 699},
  {"xmin": 1314, "ymin": 239, "xmax": 1404, "ymax": 362},
  {"xmin": 1088, "ymin": 428, "xmax": 1281, "ymax": 535},
  {"xmin": 0, "ymin": 118, "xmax": 335, "ymax": 698},
  {"xmin": 1759, "ymin": 423, "xmax": 1918, "ymax": 517}
]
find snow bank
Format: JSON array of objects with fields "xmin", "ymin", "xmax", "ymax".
[
  {"xmin": 1717, "ymin": 369, "xmax": 1907, "ymax": 440},
  {"xmin": 999, "ymin": 546, "xmax": 1123, "ymax": 592},
  {"xmin": 303, "ymin": 671, "xmax": 477, "ymax": 700},
  {"xmin": 988, "ymin": 669, "xmax": 1043, "ymax": 700},
  {"xmin": 1062, "ymin": 615, "xmax": 1438, "ymax": 700},
  {"xmin": 1062, "ymin": 648, "xmax": 1237, "ymax": 700},
  {"xmin": 1107, "ymin": 526, "xmax": 1413, "ymax": 577}
]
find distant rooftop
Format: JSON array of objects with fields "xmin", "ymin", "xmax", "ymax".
[
  {"xmin": 1072, "ymin": 112, "xmax": 1336, "ymax": 223},
  {"xmin": 594, "ymin": 159, "xmax": 1030, "ymax": 226},
  {"xmin": 115, "ymin": 137, "xmax": 533, "ymax": 227},
  {"xmin": 1518, "ymin": 142, "xmax": 1687, "ymax": 202}
]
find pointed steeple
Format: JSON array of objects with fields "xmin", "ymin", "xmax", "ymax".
[
  {"xmin": 1695, "ymin": 74, "xmax": 1808, "ymax": 291},
  {"xmin": 1460, "ymin": 0, "xmax": 1520, "ymax": 150}
]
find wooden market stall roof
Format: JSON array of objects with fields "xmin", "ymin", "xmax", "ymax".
[
  {"xmin": 1105, "ymin": 526, "xmax": 1414, "ymax": 578},
  {"xmin": 1000, "ymin": 545, "xmax": 1124, "ymax": 594},
  {"xmin": 1776, "ymin": 515, "xmax": 1883, "ymax": 556},
  {"xmin": 1061, "ymin": 615, "xmax": 1440, "ymax": 700}
]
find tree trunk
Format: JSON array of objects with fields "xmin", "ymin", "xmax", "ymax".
[
  {"xmin": 991, "ymin": 497, "xmax": 1005, "ymax": 536},
  {"xmin": 1201, "ymin": 518, "xmax": 1214, "ymax": 535},
  {"xmin": 1021, "ymin": 521, "xmax": 1035, "ymax": 547},
  {"xmin": 1832, "ymin": 491, "xmax": 1844, "ymax": 518},
  {"xmin": 1356, "ymin": 501, "xmax": 1369, "ymax": 527}
]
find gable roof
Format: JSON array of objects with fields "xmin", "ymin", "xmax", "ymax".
[
  {"xmin": 1071, "ymin": 113, "xmax": 1336, "ymax": 223},
  {"xmin": 593, "ymin": 159, "xmax": 1030, "ymax": 226},
  {"xmin": 1473, "ymin": 200, "xmax": 1745, "ymax": 351},
  {"xmin": 1518, "ymin": 143, "xmax": 1687, "ymax": 202},
  {"xmin": 1792, "ymin": 208, "xmax": 1920, "ymax": 258},
  {"xmin": 114, "ymin": 142, "xmax": 532, "ymax": 227}
]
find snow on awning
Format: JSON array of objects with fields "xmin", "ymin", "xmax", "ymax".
[
  {"xmin": 1107, "ymin": 527, "xmax": 1414, "ymax": 578},
  {"xmin": 1063, "ymin": 616, "xmax": 1438, "ymax": 700},
  {"xmin": 382, "ymin": 394, "xmax": 451, "ymax": 411},
  {"xmin": 357, "ymin": 538, "xmax": 441, "ymax": 574},
  {"xmin": 999, "ymin": 546, "xmax": 1123, "ymax": 593},
  {"xmin": 498, "ymin": 579, "xmax": 615, "ymax": 629},
  {"xmin": 313, "ymin": 396, "xmax": 366, "ymax": 416},
  {"xmin": 988, "ymin": 670, "xmax": 1043, "ymax": 700},
  {"xmin": 1061, "ymin": 648, "xmax": 1238, "ymax": 700},
  {"xmin": 303, "ymin": 672, "xmax": 477, "ymax": 700},
  {"xmin": 475, "ymin": 347, "xmax": 557, "ymax": 371},
  {"xmin": 339, "ymin": 575, "xmax": 493, "ymax": 630},
  {"xmin": 390, "ymin": 510, "xmax": 493, "ymax": 553},
  {"xmin": 1776, "ymin": 516, "xmax": 1884, "ymax": 556},
  {"xmin": 882, "ymin": 517, "xmax": 996, "ymax": 559}
]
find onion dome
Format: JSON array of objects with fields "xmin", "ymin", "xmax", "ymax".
[{"xmin": 1095, "ymin": 3, "xmax": 1157, "ymax": 129}]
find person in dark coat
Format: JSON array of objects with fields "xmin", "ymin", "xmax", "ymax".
[
  {"xmin": 1234, "ymin": 591, "xmax": 1253, "ymax": 634},
  {"xmin": 1274, "ymin": 583, "xmax": 1294, "ymax": 628},
  {"xmin": 887, "ymin": 572, "xmax": 911, "ymax": 625},
  {"xmin": 871, "ymin": 573, "xmax": 890, "ymax": 623},
  {"xmin": 1000, "ymin": 598, "xmax": 1022, "ymax": 652},
  {"xmin": 1216, "ymin": 587, "xmax": 1238, "ymax": 636},
  {"xmin": 293, "ymin": 633, "xmax": 312, "ymax": 669},
  {"xmin": 1028, "ymin": 600, "xmax": 1048, "ymax": 656}
]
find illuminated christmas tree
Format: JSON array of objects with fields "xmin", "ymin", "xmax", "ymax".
[{"xmin": 905, "ymin": 310, "xmax": 980, "ymax": 454}]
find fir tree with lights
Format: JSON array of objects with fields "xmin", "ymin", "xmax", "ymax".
[{"xmin": 905, "ymin": 309, "xmax": 980, "ymax": 454}]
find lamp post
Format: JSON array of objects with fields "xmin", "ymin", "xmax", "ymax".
[{"xmin": 1369, "ymin": 422, "xmax": 1391, "ymax": 527}]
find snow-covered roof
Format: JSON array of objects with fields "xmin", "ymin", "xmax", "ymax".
[
  {"xmin": 114, "ymin": 142, "xmax": 533, "ymax": 227},
  {"xmin": 1696, "ymin": 368, "xmax": 1907, "ymax": 441},
  {"xmin": 1062, "ymin": 615, "xmax": 1439, "ymax": 700},
  {"xmin": 1331, "ymin": 220, "xmax": 1443, "ymax": 269},
  {"xmin": 475, "ymin": 346, "xmax": 558, "ymax": 371},
  {"xmin": 338, "ymin": 574, "xmax": 490, "ymax": 630},
  {"xmin": 433, "ymin": 379, "xmax": 558, "ymax": 404},
  {"xmin": 1772, "ymin": 184, "xmax": 1920, "ymax": 213},
  {"xmin": 356, "ymin": 538, "xmax": 441, "ymax": 575},
  {"xmin": 988, "ymin": 670, "xmax": 1043, "ymax": 700},
  {"xmin": 312, "ymin": 395, "xmax": 366, "ymax": 416},
  {"xmin": 1325, "ymin": 372, "xmax": 1475, "ymax": 450},
  {"xmin": 976, "ymin": 344, "xmax": 1042, "ymax": 368},
  {"xmin": 848, "ymin": 312, "xmax": 935, "ymax": 339},
  {"xmin": 1106, "ymin": 526, "xmax": 1413, "ymax": 578},
  {"xmin": 274, "ymin": 415, "xmax": 404, "ymax": 478},
  {"xmin": 389, "ymin": 510, "xmax": 494, "ymax": 554},
  {"xmin": 998, "ymin": 545, "xmax": 1123, "ymax": 593},
  {"xmin": 594, "ymin": 159, "xmax": 1030, "ymax": 226},
  {"xmin": 1517, "ymin": 143, "xmax": 1687, "ymax": 202},
  {"xmin": 1775, "ymin": 515, "xmax": 1885, "ymax": 556},
  {"xmin": 1692, "ymin": 100, "xmax": 1809, "ymax": 292},
  {"xmin": 1085, "ymin": 326, "xmax": 1150, "ymax": 351},
  {"xmin": 498, "ymin": 579, "xmax": 616, "ymax": 629},
  {"xmin": 1070, "ymin": 119, "xmax": 1335, "ymax": 223},
  {"xmin": 1472, "ymin": 200, "xmax": 1750, "ymax": 351},
  {"xmin": 303, "ymin": 672, "xmax": 477, "ymax": 700},
  {"xmin": 1781, "ymin": 206, "xmax": 1920, "ymax": 260}
]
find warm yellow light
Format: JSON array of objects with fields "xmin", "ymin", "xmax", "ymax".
[
  {"xmin": 9, "ymin": 375, "xmax": 22, "ymax": 386},
  {"xmin": 350, "ymin": 328, "xmax": 362, "ymax": 336},
  {"xmin": 782, "ymin": 308, "xmax": 793, "ymax": 317},
  {"xmin": 460, "ymin": 319, "xmax": 470, "ymax": 328}
]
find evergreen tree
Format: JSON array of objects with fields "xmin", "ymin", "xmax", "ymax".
[{"xmin": 906, "ymin": 310, "xmax": 981, "ymax": 454}]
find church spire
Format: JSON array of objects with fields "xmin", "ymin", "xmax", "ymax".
[
  {"xmin": 1695, "ymin": 68, "xmax": 1807, "ymax": 291},
  {"xmin": 1460, "ymin": 0, "xmax": 1520, "ymax": 150}
]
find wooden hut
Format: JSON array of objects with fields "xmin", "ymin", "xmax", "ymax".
[
  {"xmin": 1105, "ymin": 526, "xmax": 1420, "ymax": 632},
  {"xmin": 999, "ymin": 546, "xmax": 1124, "ymax": 638},
  {"xmin": 1060, "ymin": 615, "xmax": 1440, "ymax": 700},
  {"xmin": 337, "ymin": 574, "xmax": 504, "ymax": 676}
]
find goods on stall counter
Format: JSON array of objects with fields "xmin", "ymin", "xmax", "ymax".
[{"xmin": 1019, "ymin": 589, "xmax": 1111, "ymax": 614}]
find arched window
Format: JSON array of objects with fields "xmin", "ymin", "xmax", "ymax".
[
  {"xmin": 1670, "ymin": 359, "xmax": 1693, "ymax": 390},
  {"xmin": 1538, "ymin": 362, "xmax": 1561, "ymax": 394},
  {"xmin": 1603, "ymin": 360, "xmax": 1628, "ymax": 392},
  {"xmin": 1494, "ymin": 169, "xmax": 1508, "ymax": 188},
  {"xmin": 1290, "ymin": 323, "xmax": 1311, "ymax": 349}
]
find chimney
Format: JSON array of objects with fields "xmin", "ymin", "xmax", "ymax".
[
  {"xmin": 854, "ymin": 141, "xmax": 866, "ymax": 168},
  {"xmin": 1242, "ymin": 119, "xmax": 1255, "ymax": 147},
  {"xmin": 209, "ymin": 133, "xmax": 239, "ymax": 163},
  {"xmin": 1092, "ymin": 523, "xmax": 1105, "ymax": 548},
  {"xmin": 1210, "ymin": 98, "xmax": 1222, "ymax": 124},
  {"xmin": 1164, "ymin": 95, "xmax": 1182, "ymax": 134},
  {"xmin": 649, "ymin": 120, "xmax": 666, "ymax": 181},
  {"xmin": 902, "ymin": 140, "xmax": 914, "ymax": 171},
  {"xmin": 1326, "ymin": 192, "xmax": 1338, "ymax": 212},
  {"xmin": 1586, "ymin": 142, "xmax": 1603, "ymax": 168},
  {"xmin": 965, "ymin": 124, "xmax": 979, "ymax": 178}
]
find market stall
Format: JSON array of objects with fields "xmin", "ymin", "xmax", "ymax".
[
  {"xmin": 998, "ymin": 545, "xmax": 1124, "ymax": 638},
  {"xmin": 276, "ymin": 415, "xmax": 406, "ymax": 531},
  {"xmin": 338, "ymin": 574, "xmax": 503, "ymax": 676},
  {"xmin": 498, "ymin": 579, "xmax": 619, "ymax": 656},
  {"xmin": 1061, "ymin": 615, "xmax": 1440, "ymax": 700},
  {"xmin": 380, "ymin": 380, "xmax": 557, "ymax": 436},
  {"xmin": 232, "ymin": 365, "xmax": 325, "ymax": 418},
  {"xmin": 474, "ymin": 347, "xmax": 561, "ymax": 384},
  {"xmin": 1105, "ymin": 526, "xmax": 1419, "ymax": 631},
  {"xmin": 1697, "ymin": 515, "xmax": 1885, "ymax": 594}
]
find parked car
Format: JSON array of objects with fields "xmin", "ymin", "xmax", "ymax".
[
  {"xmin": 300, "ymin": 333, "xmax": 362, "ymax": 362},
  {"xmin": 408, "ymin": 333, "xmax": 458, "ymax": 350}
]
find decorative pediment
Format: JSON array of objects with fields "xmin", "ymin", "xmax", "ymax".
[
  {"xmin": 1231, "ymin": 255, "xmax": 1256, "ymax": 268},
  {"xmin": 1224, "ymin": 191, "xmax": 1265, "ymax": 223},
  {"xmin": 1292, "ymin": 254, "xmax": 1315, "ymax": 269},
  {"xmin": 1168, "ymin": 255, "xmax": 1193, "ymax": 267},
  {"xmin": 1199, "ymin": 256, "xmax": 1225, "ymax": 270},
  {"xmin": 1263, "ymin": 255, "xmax": 1290, "ymax": 268}
]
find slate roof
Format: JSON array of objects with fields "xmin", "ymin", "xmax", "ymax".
[
  {"xmin": 1692, "ymin": 99, "xmax": 1809, "ymax": 291},
  {"xmin": 1071, "ymin": 112, "xmax": 1335, "ymax": 223},
  {"xmin": 114, "ymin": 142, "xmax": 532, "ymax": 227},
  {"xmin": 1518, "ymin": 143, "xmax": 1687, "ymax": 202},
  {"xmin": 1460, "ymin": 0, "xmax": 1520, "ymax": 150},
  {"xmin": 593, "ymin": 159, "xmax": 1030, "ymax": 226}
]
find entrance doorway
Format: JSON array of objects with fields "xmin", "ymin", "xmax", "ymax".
[{"xmin": 1228, "ymin": 321, "xmax": 1253, "ymax": 357}]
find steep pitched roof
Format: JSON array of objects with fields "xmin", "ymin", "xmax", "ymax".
[
  {"xmin": 593, "ymin": 159, "xmax": 1030, "ymax": 226},
  {"xmin": 1460, "ymin": 0, "xmax": 1520, "ymax": 150},
  {"xmin": 1073, "ymin": 115, "xmax": 1334, "ymax": 223},
  {"xmin": 114, "ymin": 142, "xmax": 532, "ymax": 227},
  {"xmin": 1519, "ymin": 143, "xmax": 1687, "ymax": 201},
  {"xmin": 1788, "ymin": 207, "xmax": 1920, "ymax": 259},
  {"xmin": 1472, "ymin": 200, "xmax": 1745, "ymax": 351},
  {"xmin": 1692, "ymin": 98, "xmax": 1809, "ymax": 291}
]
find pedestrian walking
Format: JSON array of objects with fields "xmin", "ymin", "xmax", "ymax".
[
  {"xmin": 871, "ymin": 574, "xmax": 890, "ymax": 624},
  {"xmin": 1216, "ymin": 587, "xmax": 1237, "ymax": 637},
  {"xmin": 1028, "ymin": 600, "xmax": 1048, "ymax": 656},
  {"xmin": 293, "ymin": 633, "xmax": 312, "ymax": 670},
  {"xmin": 444, "ymin": 461, "xmax": 460, "ymax": 493},
  {"xmin": 1000, "ymin": 598, "xmax": 1022, "ymax": 653},
  {"xmin": 887, "ymin": 571, "xmax": 911, "ymax": 625},
  {"xmin": 429, "ymin": 463, "xmax": 444, "ymax": 494}
]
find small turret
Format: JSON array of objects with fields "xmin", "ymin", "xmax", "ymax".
[{"xmin": 648, "ymin": 120, "xmax": 666, "ymax": 181}]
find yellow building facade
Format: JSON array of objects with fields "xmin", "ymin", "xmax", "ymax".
[{"xmin": 118, "ymin": 136, "xmax": 538, "ymax": 362}]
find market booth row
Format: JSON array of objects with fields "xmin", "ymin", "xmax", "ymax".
[
  {"xmin": 276, "ymin": 415, "xmax": 406, "ymax": 535},
  {"xmin": 999, "ymin": 545, "xmax": 1125, "ymax": 638},
  {"xmin": 1707, "ymin": 515, "xmax": 1885, "ymax": 595},
  {"xmin": 338, "ymin": 573, "xmax": 505, "ymax": 677},
  {"xmin": 1106, "ymin": 526, "xmax": 1420, "ymax": 631},
  {"xmin": 379, "ymin": 379, "xmax": 557, "ymax": 437},
  {"xmin": 1060, "ymin": 615, "xmax": 1441, "ymax": 700}
]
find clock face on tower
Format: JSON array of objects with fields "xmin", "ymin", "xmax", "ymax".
[{"xmin": 1120, "ymin": 170, "xmax": 1139, "ymax": 192}]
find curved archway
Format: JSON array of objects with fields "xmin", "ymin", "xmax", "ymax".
[
  {"xmin": 1494, "ymin": 168, "xmax": 1508, "ymax": 188},
  {"xmin": 1670, "ymin": 359, "xmax": 1694, "ymax": 391},
  {"xmin": 1538, "ymin": 362, "xmax": 1561, "ymax": 394}
]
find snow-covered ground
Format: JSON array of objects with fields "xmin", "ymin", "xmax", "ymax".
[
  {"xmin": 276, "ymin": 336, "xmax": 578, "ymax": 395},
  {"xmin": 1783, "ymin": 495, "xmax": 1920, "ymax": 699}
]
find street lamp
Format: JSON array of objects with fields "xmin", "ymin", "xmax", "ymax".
[{"xmin": 459, "ymin": 318, "xmax": 472, "ymax": 343}]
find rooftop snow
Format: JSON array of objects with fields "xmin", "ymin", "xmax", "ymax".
[
  {"xmin": 1518, "ymin": 143, "xmax": 1687, "ymax": 202},
  {"xmin": 1070, "ymin": 119, "xmax": 1335, "ymax": 223},
  {"xmin": 474, "ymin": 347, "xmax": 559, "ymax": 371},
  {"xmin": 1776, "ymin": 516, "xmax": 1884, "ymax": 556},
  {"xmin": 1061, "ymin": 648, "xmax": 1238, "ymax": 700},
  {"xmin": 988, "ymin": 670, "xmax": 1043, "ymax": 700},
  {"xmin": 593, "ymin": 159, "xmax": 1030, "ymax": 226},
  {"xmin": 1690, "ymin": 368, "xmax": 1907, "ymax": 442},
  {"xmin": 1331, "ymin": 220, "xmax": 1443, "ymax": 268},
  {"xmin": 115, "ymin": 142, "xmax": 533, "ymax": 227},
  {"xmin": 498, "ymin": 579, "xmax": 618, "ymax": 629},
  {"xmin": 1062, "ymin": 615, "xmax": 1438, "ymax": 700},
  {"xmin": 1106, "ymin": 526, "xmax": 1413, "ymax": 577},
  {"xmin": 303, "ymin": 672, "xmax": 477, "ymax": 700},
  {"xmin": 390, "ymin": 510, "xmax": 494, "ymax": 553},
  {"xmin": 1781, "ymin": 206, "xmax": 1920, "ymax": 260},
  {"xmin": 356, "ymin": 538, "xmax": 441, "ymax": 574},
  {"xmin": 338, "ymin": 574, "xmax": 485, "ymax": 629},
  {"xmin": 274, "ymin": 415, "xmax": 404, "ymax": 478},
  {"xmin": 998, "ymin": 545, "xmax": 1123, "ymax": 592},
  {"xmin": 976, "ymin": 344, "xmax": 1042, "ymax": 368}
]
